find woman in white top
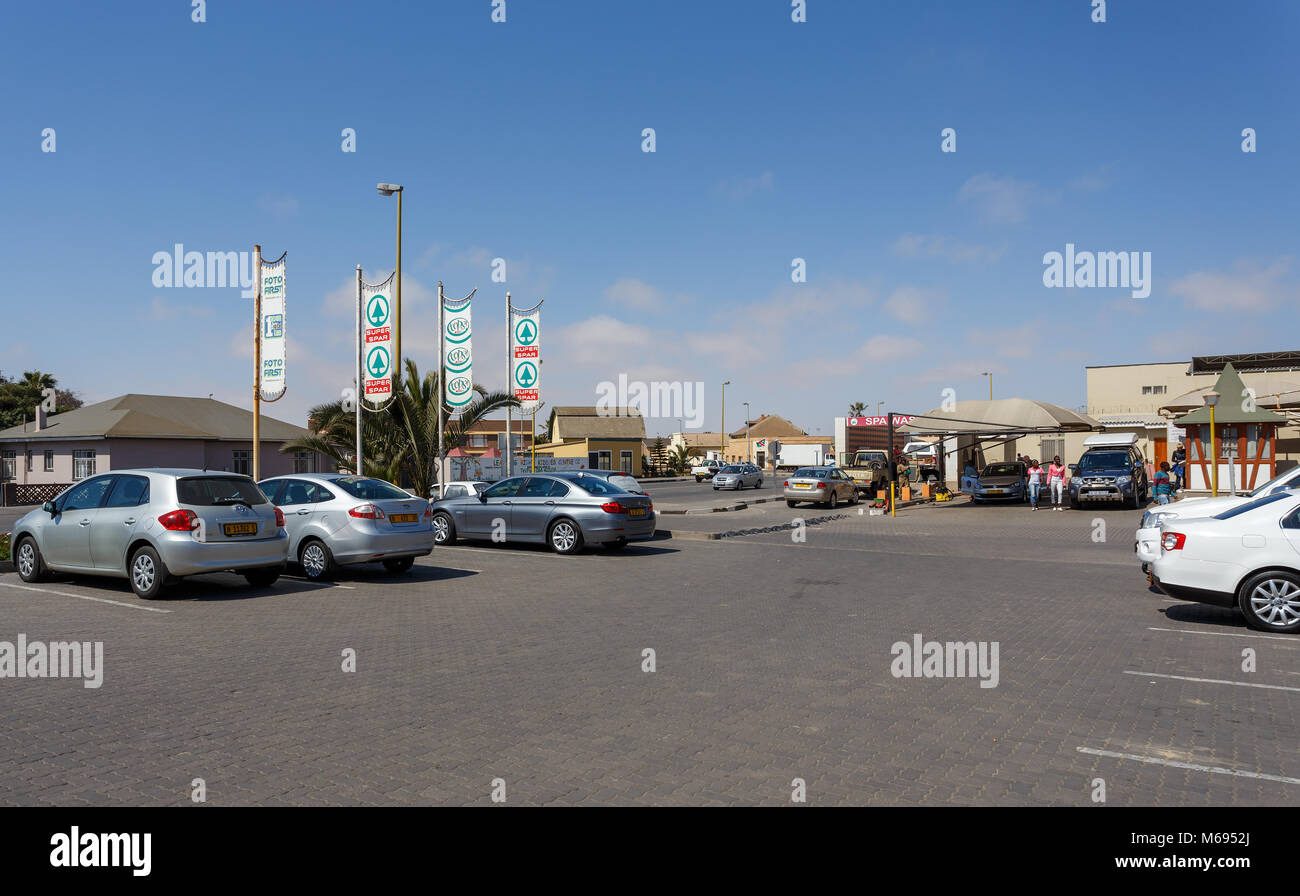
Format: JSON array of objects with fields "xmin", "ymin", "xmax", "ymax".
[{"xmin": 1026, "ymin": 460, "xmax": 1044, "ymax": 511}]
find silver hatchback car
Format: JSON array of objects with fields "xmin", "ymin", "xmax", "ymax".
[
  {"xmin": 258, "ymin": 473, "xmax": 434, "ymax": 580},
  {"xmin": 429, "ymin": 472, "xmax": 655, "ymax": 554},
  {"xmin": 12, "ymin": 469, "xmax": 289, "ymax": 599}
]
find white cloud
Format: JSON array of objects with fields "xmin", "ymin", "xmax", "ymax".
[
  {"xmin": 884, "ymin": 286, "xmax": 943, "ymax": 324},
  {"xmin": 557, "ymin": 315, "xmax": 655, "ymax": 366},
  {"xmin": 958, "ymin": 173, "xmax": 1055, "ymax": 224},
  {"xmin": 892, "ymin": 233, "xmax": 1005, "ymax": 264},
  {"xmin": 603, "ymin": 277, "xmax": 664, "ymax": 310},
  {"xmin": 714, "ymin": 170, "xmax": 775, "ymax": 201},
  {"xmin": 1168, "ymin": 256, "xmax": 1296, "ymax": 312}
]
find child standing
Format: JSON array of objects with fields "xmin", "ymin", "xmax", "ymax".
[{"xmin": 1026, "ymin": 459, "xmax": 1044, "ymax": 511}]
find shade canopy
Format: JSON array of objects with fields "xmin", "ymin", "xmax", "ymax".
[{"xmin": 900, "ymin": 398, "xmax": 1100, "ymax": 437}]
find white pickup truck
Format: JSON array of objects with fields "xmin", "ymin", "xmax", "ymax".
[{"xmin": 691, "ymin": 459, "xmax": 722, "ymax": 482}]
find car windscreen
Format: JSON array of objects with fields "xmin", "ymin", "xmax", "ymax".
[
  {"xmin": 792, "ymin": 469, "xmax": 828, "ymax": 479},
  {"xmin": 177, "ymin": 476, "xmax": 268, "ymax": 506},
  {"xmin": 1251, "ymin": 466, "xmax": 1300, "ymax": 497},
  {"xmin": 330, "ymin": 477, "xmax": 412, "ymax": 500},
  {"xmin": 1077, "ymin": 451, "xmax": 1129, "ymax": 471},
  {"xmin": 982, "ymin": 464, "xmax": 1022, "ymax": 477},
  {"xmin": 1212, "ymin": 491, "xmax": 1294, "ymax": 520},
  {"xmin": 720, "ymin": 466, "xmax": 742, "ymax": 473}
]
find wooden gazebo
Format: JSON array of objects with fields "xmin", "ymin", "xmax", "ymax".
[{"xmin": 1174, "ymin": 363, "xmax": 1286, "ymax": 492}]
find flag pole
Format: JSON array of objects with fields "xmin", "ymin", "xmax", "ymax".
[
  {"xmin": 437, "ymin": 281, "xmax": 445, "ymax": 498},
  {"xmin": 252, "ymin": 244, "xmax": 262, "ymax": 482},
  {"xmin": 355, "ymin": 264, "xmax": 363, "ymax": 476},
  {"xmin": 505, "ymin": 291, "xmax": 512, "ymax": 478}
]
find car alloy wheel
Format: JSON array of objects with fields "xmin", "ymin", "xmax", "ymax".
[
  {"xmin": 829, "ymin": 492, "xmax": 838, "ymax": 509},
  {"xmin": 132, "ymin": 553, "xmax": 156, "ymax": 593},
  {"xmin": 432, "ymin": 513, "xmax": 452, "ymax": 545},
  {"xmin": 549, "ymin": 519, "xmax": 580, "ymax": 554},
  {"xmin": 301, "ymin": 542, "xmax": 330, "ymax": 579},
  {"xmin": 16, "ymin": 541, "xmax": 36, "ymax": 579},
  {"xmin": 1244, "ymin": 574, "xmax": 1300, "ymax": 631}
]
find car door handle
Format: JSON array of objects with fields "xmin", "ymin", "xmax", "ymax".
[
  {"xmin": 296, "ymin": 509, "xmax": 311, "ymax": 515},
  {"xmin": 503, "ymin": 501, "xmax": 512, "ymax": 506},
  {"xmin": 545, "ymin": 501, "xmax": 556, "ymax": 506},
  {"xmin": 79, "ymin": 519, "xmax": 91, "ymax": 526},
  {"xmin": 123, "ymin": 518, "xmax": 136, "ymax": 525}
]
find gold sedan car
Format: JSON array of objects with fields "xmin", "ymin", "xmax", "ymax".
[{"xmin": 783, "ymin": 466, "xmax": 860, "ymax": 508}]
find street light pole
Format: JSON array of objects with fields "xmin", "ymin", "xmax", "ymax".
[
  {"xmin": 377, "ymin": 183, "xmax": 404, "ymax": 376},
  {"xmin": 1205, "ymin": 389, "xmax": 1220, "ymax": 497},
  {"xmin": 982, "ymin": 372, "xmax": 992, "ymax": 400},
  {"xmin": 721, "ymin": 381, "xmax": 731, "ymax": 462}
]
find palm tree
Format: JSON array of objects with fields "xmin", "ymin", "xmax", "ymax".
[
  {"xmin": 668, "ymin": 444, "xmax": 692, "ymax": 475},
  {"xmin": 282, "ymin": 359, "xmax": 517, "ymax": 496},
  {"xmin": 848, "ymin": 401, "xmax": 867, "ymax": 417}
]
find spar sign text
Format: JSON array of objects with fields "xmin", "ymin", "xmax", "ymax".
[
  {"xmin": 511, "ymin": 309, "xmax": 540, "ymax": 410},
  {"xmin": 361, "ymin": 273, "xmax": 396, "ymax": 406}
]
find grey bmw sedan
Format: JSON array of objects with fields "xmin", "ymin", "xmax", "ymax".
[{"xmin": 429, "ymin": 471, "xmax": 655, "ymax": 554}]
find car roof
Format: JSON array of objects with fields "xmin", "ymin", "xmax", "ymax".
[{"xmin": 105, "ymin": 468, "xmax": 252, "ymax": 479}]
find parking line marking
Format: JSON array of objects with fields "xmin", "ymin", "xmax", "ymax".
[
  {"xmin": 1148, "ymin": 626, "xmax": 1299, "ymax": 644},
  {"xmin": 1077, "ymin": 746, "xmax": 1300, "ymax": 786},
  {"xmin": 1124, "ymin": 670, "xmax": 1300, "ymax": 693},
  {"xmin": 0, "ymin": 580, "xmax": 172, "ymax": 614}
]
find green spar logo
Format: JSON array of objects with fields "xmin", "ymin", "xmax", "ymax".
[
  {"xmin": 515, "ymin": 361, "xmax": 537, "ymax": 388},
  {"xmin": 366, "ymin": 294, "xmax": 389, "ymax": 327},
  {"xmin": 514, "ymin": 318, "xmax": 537, "ymax": 346},
  {"xmin": 366, "ymin": 345, "xmax": 391, "ymax": 379}
]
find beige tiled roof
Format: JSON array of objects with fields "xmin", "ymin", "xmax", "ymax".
[{"xmin": 0, "ymin": 394, "xmax": 311, "ymax": 442}]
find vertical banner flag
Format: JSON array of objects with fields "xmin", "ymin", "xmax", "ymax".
[
  {"xmin": 361, "ymin": 271, "xmax": 397, "ymax": 407},
  {"xmin": 511, "ymin": 302, "xmax": 541, "ymax": 411},
  {"xmin": 443, "ymin": 295, "xmax": 473, "ymax": 408},
  {"xmin": 258, "ymin": 253, "xmax": 287, "ymax": 401}
]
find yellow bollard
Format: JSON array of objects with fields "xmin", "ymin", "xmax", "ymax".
[{"xmin": 890, "ymin": 481, "xmax": 896, "ymax": 517}]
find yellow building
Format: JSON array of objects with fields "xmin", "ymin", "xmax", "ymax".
[{"xmin": 532, "ymin": 406, "xmax": 646, "ymax": 474}]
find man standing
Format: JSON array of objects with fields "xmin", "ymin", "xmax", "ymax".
[{"xmin": 1171, "ymin": 443, "xmax": 1186, "ymax": 489}]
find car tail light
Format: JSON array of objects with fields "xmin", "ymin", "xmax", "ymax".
[
  {"xmin": 158, "ymin": 509, "xmax": 199, "ymax": 531},
  {"xmin": 600, "ymin": 501, "xmax": 624, "ymax": 514},
  {"xmin": 423, "ymin": 504, "xmax": 433, "ymax": 518},
  {"xmin": 1162, "ymin": 532, "xmax": 1186, "ymax": 551},
  {"xmin": 274, "ymin": 507, "xmax": 285, "ymax": 527},
  {"xmin": 783, "ymin": 480, "xmax": 789, "ymax": 487},
  {"xmin": 817, "ymin": 482, "xmax": 827, "ymax": 490},
  {"xmin": 349, "ymin": 504, "xmax": 386, "ymax": 519},
  {"xmin": 646, "ymin": 500, "xmax": 653, "ymax": 512}
]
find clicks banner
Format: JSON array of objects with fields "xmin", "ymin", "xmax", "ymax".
[
  {"xmin": 361, "ymin": 272, "xmax": 397, "ymax": 408},
  {"xmin": 258, "ymin": 255, "xmax": 286, "ymax": 401},
  {"xmin": 510, "ymin": 304, "xmax": 540, "ymax": 411},
  {"xmin": 443, "ymin": 295, "xmax": 473, "ymax": 409}
]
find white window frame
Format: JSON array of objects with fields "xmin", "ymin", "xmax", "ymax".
[
  {"xmin": 73, "ymin": 449, "xmax": 96, "ymax": 481},
  {"xmin": 43, "ymin": 450, "xmax": 54, "ymax": 472}
]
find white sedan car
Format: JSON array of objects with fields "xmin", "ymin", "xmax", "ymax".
[
  {"xmin": 1135, "ymin": 466, "xmax": 1300, "ymax": 565},
  {"xmin": 1149, "ymin": 491, "xmax": 1300, "ymax": 633}
]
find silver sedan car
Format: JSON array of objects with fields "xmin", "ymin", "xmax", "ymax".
[
  {"xmin": 429, "ymin": 472, "xmax": 655, "ymax": 554},
  {"xmin": 12, "ymin": 469, "xmax": 288, "ymax": 599},
  {"xmin": 783, "ymin": 466, "xmax": 860, "ymax": 508},
  {"xmin": 258, "ymin": 473, "xmax": 434, "ymax": 580},
  {"xmin": 713, "ymin": 463, "xmax": 763, "ymax": 490}
]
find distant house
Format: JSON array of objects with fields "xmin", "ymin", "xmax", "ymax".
[
  {"xmin": 0, "ymin": 394, "xmax": 322, "ymax": 503},
  {"xmin": 461, "ymin": 418, "xmax": 533, "ymax": 457},
  {"xmin": 533, "ymin": 406, "xmax": 646, "ymax": 473}
]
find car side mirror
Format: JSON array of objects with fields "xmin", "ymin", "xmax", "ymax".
[
  {"xmin": 478, "ymin": 492, "xmax": 488, "ymax": 503},
  {"xmin": 1068, "ymin": 464, "xmax": 1078, "ymax": 471},
  {"xmin": 43, "ymin": 501, "xmax": 57, "ymax": 515}
]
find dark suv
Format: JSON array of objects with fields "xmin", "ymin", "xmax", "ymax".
[{"xmin": 1068, "ymin": 443, "xmax": 1149, "ymax": 509}]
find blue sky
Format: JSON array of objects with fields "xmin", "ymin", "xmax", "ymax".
[{"xmin": 2, "ymin": 0, "xmax": 1297, "ymax": 438}]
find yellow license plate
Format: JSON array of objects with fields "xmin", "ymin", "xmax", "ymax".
[
  {"xmin": 629, "ymin": 508, "xmax": 646, "ymax": 517},
  {"xmin": 390, "ymin": 513, "xmax": 419, "ymax": 523},
  {"xmin": 223, "ymin": 522, "xmax": 258, "ymax": 537},
  {"xmin": 795, "ymin": 483, "xmax": 811, "ymax": 489}
]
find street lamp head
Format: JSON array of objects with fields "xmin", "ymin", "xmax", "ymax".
[
  {"xmin": 377, "ymin": 183, "xmax": 403, "ymax": 195},
  {"xmin": 1204, "ymin": 390, "xmax": 1221, "ymax": 408}
]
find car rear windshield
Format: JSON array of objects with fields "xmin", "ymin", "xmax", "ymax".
[
  {"xmin": 330, "ymin": 477, "xmax": 413, "ymax": 500},
  {"xmin": 792, "ymin": 468, "xmax": 828, "ymax": 479},
  {"xmin": 608, "ymin": 475, "xmax": 642, "ymax": 492},
  {"xmin": 177, "ymin": 476, "xmax": 268, "ymax": 506},
  {"xmin": 573, "ymin": 476, "xmax": 626, "ymax": 496},
  {"xmin": 1212, "ymin": 491, "xmax": 1294, "ymax": 520}
]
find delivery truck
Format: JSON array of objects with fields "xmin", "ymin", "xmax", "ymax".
[{"xmin": 773, "ymin": 443, "xmax": 835, "ymax": 471}]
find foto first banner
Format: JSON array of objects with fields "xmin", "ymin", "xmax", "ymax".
[
  {"xmin": 444, "ymin": 295, "xmax": 473, "ymax": 409},
  {"xmin": 361, "ymin": 272, "xmax": 397, "ymax": 408},
  {"xmin": 259, "ymin": 255, "xmax": 286, "ymax": 401},
  {"xmin": 511, "ymin": 305, "xmax": 540, "ymax": 410}
]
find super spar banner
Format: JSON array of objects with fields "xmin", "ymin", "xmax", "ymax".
[
  {"xmin": 444, "ymin": 296, "xmax": 473, "ymax": 409},
  {"xmin": 511, "ymin": 305, "xmax": 540, "ymax": 410},
  {"xmin": 361, "ymin": 272, "xmax": 396, "ymax": 408},
  {"xmin": 258, "ymin": 256, "xmax": 286, "ymax": 401}
]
